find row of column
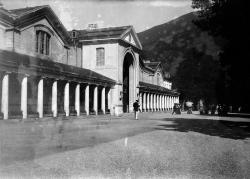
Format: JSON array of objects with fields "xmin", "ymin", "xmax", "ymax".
[
  {"xmin": 139, "ymin": 92, "xmax": 179, "ymax": 112},
  {"xmin": 0, "ymin": 72, "xmax": 110, "ymax": 120}
]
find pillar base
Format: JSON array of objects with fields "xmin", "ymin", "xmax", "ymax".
[
  {"xmin": 69, "ymin": 106, "xmax": 77, "ymax": 116},
  {"xmin": 28, "ymin": 112, "xmax": 39, "ymax": 119},
  {"xmin": 57, "ymin": 112, "xmax": 66, "ymax": 117},
  {"xmin": 98, "ymin": 109, "xmax": 105, "ymax": 115},
  {"xmin": 80, "ymin": 108, "xmax": 87, "ymax": 115},
  {"xmin": 9, "ymin": 110, "xmax": 22, "ymax": 119},
  {"xmin": 43, "ymin": 112, "xmax": 53, "ymax": 117},
  {"xmin": 89, "ymin": 109, "xmax": 97, "ymax": 115},
  {"xmin": 105, "ymin": 109, "xmax": 110, "ymax": 114}
]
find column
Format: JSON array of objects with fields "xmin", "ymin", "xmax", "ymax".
[
  {"xmin": 159, "ymin": 95, "xmax": 162, "ymax": 111},
  {"xmin": 139, "ymin": 93, "xmax": 142, "ymax": 112},
  {"xmin": 170, "ymin": 96, "xmax": 172, "ymax": 109},
  {"xmin": 152, "ymin": 94, "xmax": 154, "ymax": 112},
  {"xmin": 37, "ymin": 78, "xmax": 44, "ymax": 118},
  {"xmin": 160, "ymin": 95, "xmax": 162, "ymax": 111},
  {"xmin": 108, "ymin": 88, "xmax": 111, "ymax": 112},
  {"xmin": 1, "ymin": 73, "xmax": 9, "ymax": 119},
  {"xmin": 143, "ymin": 92, "xmax": 146, "ymax": 112},
  {"xmin": 52, "ymin": 80, "xmax": 57, "ymax": 117},
  {"xmin": 153, "ymin": 94, "xmax": 155, "ymax": 111},
  {"xmin": 172, "ymin": 96, "xmax": 174, "ymax": 109},
  {"xmin": 64, "ymin": 82, "xmax": 69, "ymax": 116},
  {"xmin": 85, "ymin": 84, "xmax": 89, "ymax": 115},
  {"xmin": 147, "ymin": 93, "xmax": 150, "ymax": 111},
  {"xmin": 167, "ymin": 96, "xmax": 170, "ymax": 110},
  {"xmin": 159, "ymin": 95, "xmax": 161, "ymax": 111},
  {"xmin": 163, "ymin": 95, "xmax": 165, "ymax": 111},
  {"xmin": 154, "ymin": 94, "xmax": 156, "ymax": 111},
  {"xmin": 171, "ymin": 96, "xmax": 173, "ymax": 109},
  {"xmin": 101, "ymin": 87, "xmax": 105, "ymax": 114},
  {"xmin": 164, "ymin": 96, "xmax": 166, "ymax": 110},
  {"xmin": 156, "ymin": 94, "xmax": 158, "ymax": 111},
  {"xmin": 93, "ymin": 85, "xmax": 98, "ymax": 115},
  {"xmin": 166, "ymin": 96, "xmax": 168, "ymax": 110},
  {"xmin": 150, "ymin": 93, "xmax": 154, "ymax": 111},
  {"xmin": 162, "ymin": 95, "xmax": 164, "ymax": 110},
  {"xmin": 21, "ymin": 75, "xmax": 28, "ymax": 119},
  {"xmin": 165, "ymin": 96, "xmax": 167, "ymax": 110},
  {"xmin": 75, "ymin": 83, "xmax": 80, "ymax": 116}
]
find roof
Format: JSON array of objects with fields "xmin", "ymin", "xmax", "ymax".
[
  {"xmin": 144, "ymin": 61, "xmax": 161, "ymax": 71},
  {"xmin": 9, "ymin": 5, "xmax": 47, "ymax": 16},
  {"xmin": 0, "ymin": 49, "xmax": 116, "ymax": 86},
  {"xmin": 70, "ymin": 26, "xmax": 131, "ymax": 41},
  {"xmin": 0, "ymin": 5, "xmax": 72, "ymax": 46},
  {"xmin": 69, "ymin": 25, "xmax": 142, "ymax": 50},
  {"xmin": 0, "ymin": 7, "xmax": 15, "ymax": 25},
  {"xmin": 139, "ymin": 82, "xmax": 179, "ymax": 95}
]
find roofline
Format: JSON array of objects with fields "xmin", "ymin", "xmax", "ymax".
[
  {"xmin": 79, "ymin": 38, "xmax": 119, "ymax": 42},
  {"xmin": 11, "ymin": 5, "xmax": 49, "ymax": 17},
  {"xmin": 79, "ymin": 37, "xmax": 142, "ymax": 51}
]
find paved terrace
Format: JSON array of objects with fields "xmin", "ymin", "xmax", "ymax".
[{"xmin": 0, "ymin": 111, "xmax": 250, "ymax": 178}]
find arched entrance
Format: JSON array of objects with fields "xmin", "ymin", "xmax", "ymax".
[{"xmin": 123, "ymin": 52, "xmax": 135, "ymax": 112}]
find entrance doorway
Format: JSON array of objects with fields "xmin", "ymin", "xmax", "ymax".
[{"xmin": 123, "ymin": 53, "xmax": 134, "ymax": 112}]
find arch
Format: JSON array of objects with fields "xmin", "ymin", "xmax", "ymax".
[{"xmin": 122, "ymin": 50, "xmax": 137, "ymax": 113}]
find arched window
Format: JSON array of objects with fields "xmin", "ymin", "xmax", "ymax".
[
  {"xmin": 96, "ymin": 47, "xmax": 105, "ymax": 66},
  {"xmin": 36, "ymin": 30, "xmax": 51, "ymax": 55}
]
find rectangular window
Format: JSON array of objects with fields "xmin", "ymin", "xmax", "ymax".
[
  {"xmin": 96, "ymin": 47, "xmax": 105, "ymax": 66},
  {"xmin": 36, "ymin": 31, "xmax": 39, "ymax": 53},
  {"xmin": 36, "ymin": 30, "xmax": 50, "ymax": 56},
  {"xmin": 45, "ymin": 34, "xmax": 50, "ymax": 55},
  {"xmin": 40, "ymin": 31, "xmax": 44, "ymax": 54}
]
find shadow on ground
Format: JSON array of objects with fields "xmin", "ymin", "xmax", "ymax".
[
  {"xmin": 156, "ymin": 118, "xmax": 250, "ymax": 140},
  {"xmin": 0, "ymin": 119, "xmax": 154, "ymax": 166}
]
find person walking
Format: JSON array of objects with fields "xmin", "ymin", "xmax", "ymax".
[
  {"xmin": 133, "ymin": 100, "xmax": 140, "ymax": 120},
  {"xmin": 172, "ymin": 103, "xmax": 177, "ymax": 115}
]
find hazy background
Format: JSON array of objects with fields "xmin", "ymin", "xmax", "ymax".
[{"xmin": 1, "ymin": 0, "xmax": 193, "ymax": 32}]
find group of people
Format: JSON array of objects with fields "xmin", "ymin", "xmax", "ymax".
[{"xmin": 132, "ymin": 100, "xmax": 183, "ymax": 120}]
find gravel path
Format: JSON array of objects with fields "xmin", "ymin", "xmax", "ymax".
[{"xmin": 1, "ymin": 112, "xmax": 250, "ymax": 178}]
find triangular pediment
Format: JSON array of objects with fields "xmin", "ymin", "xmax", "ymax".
[
  {"xmin": 121, "ymin": 27, "xmax": 142, "ymax": 50},
  {"xmin": 124, "ymin": 33, "xmax": 136, "ymax": 46}
]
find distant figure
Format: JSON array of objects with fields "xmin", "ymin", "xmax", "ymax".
[
  {"xmin": 172, "ymin": 103, "xmax": 181, "ymax": 115},
  {"xmin": 172, "ymin": 104, "xmax": 177, "ymax": 115},
  {"xmin": 133, "ymin": 100, "xmax": 140, "ymax": 120},
  {"xmin": 186, "ymin": 101, "xmax": 193, "ymax": 114}
]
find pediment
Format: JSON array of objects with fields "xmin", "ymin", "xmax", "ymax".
[
  {"xmin": 121, "ymin": 27, "xmax": 142, "ymax": 50},
  {"xmin": 124, "ymin": 33, "xmax": 136, "ymax": 46}
]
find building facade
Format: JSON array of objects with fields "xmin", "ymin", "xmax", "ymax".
[{"xmin": 0, "ymin": 5, "xmax": 179, "ymax": 119}]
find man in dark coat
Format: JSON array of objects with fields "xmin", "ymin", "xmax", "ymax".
[{"xmin": 133, "ymin": 100, "xmax": 140, "ymax": 120}]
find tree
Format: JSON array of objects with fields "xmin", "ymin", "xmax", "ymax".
[
  {"xmin": 174, "ymin": 48, "xmax": 220, "ymax": 108},
  {"xmin": 192, "ymin": 0, "xmax": 250, "ymax": 112}
]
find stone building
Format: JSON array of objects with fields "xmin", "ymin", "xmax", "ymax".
[{"xmin": 0, "ymin": 5, "xmax": 179, "ymax": 119}]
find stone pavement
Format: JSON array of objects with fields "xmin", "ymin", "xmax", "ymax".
[{"xmin": 0, "ymin": 111, "xmax": 250, "ymax": 178}]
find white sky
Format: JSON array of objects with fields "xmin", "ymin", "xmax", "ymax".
[{"xmin": 1, "ymin": 0, "xmax": 193, "ymax": 32}]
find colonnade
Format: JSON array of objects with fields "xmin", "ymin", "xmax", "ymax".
[
  {"xmin": 0, "ymin": 72, "xmax": 111, "ymax": 120},
  {"xmin": 139, "ymin": 91, "xmax": 179, "ymax": 112}
]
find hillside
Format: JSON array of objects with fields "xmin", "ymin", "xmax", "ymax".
[{"xmin": 137, "ymin": 12, "xmax": 220, "ymax": 76}]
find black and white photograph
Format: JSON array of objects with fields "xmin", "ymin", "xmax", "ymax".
[{"xmin": 0, "ymin": 0, "xmax": 250, "ymax": 178}]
